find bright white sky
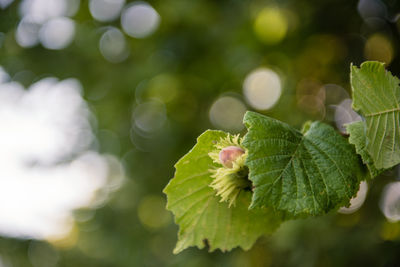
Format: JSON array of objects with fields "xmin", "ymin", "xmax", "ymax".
[{"xmin": 0, "ymin": 67, "xmax": 123, "ymax": 240}]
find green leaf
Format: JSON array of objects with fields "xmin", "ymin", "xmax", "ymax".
[
  {"xmin": 351, "ymin": 61, "xmax": 400, "ymax": 169},
  {"xmin": 243, "ymin": 111, "xmax": 366, "ymax": 216},
  {"xmin": 346, "ymin": 121, "xmax": 385, "ymax": 178},
  {"xmin": 163, "ymin": 130, "xmax": 282, "ymax": 254}
]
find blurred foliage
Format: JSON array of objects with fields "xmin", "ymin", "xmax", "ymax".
[{"xmin": 1, "ymin": 0, "xmax": 400, "ymax": 266}]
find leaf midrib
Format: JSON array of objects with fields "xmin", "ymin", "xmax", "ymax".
[{"xmin": 364, "ymin": 107, "xmax": 400, "ymax": 117}]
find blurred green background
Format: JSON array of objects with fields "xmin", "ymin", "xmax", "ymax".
[{"xmin": 1, "ymin": 0, "xmax": 400, "ymax": 266}]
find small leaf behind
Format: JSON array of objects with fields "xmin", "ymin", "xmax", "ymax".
[{"xmin": 351, "ymin": 61, "xmax": 400, "ymax": 169}]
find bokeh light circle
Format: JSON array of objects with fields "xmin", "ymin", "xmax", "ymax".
[
  {"xmin": 209, "ymin": 96, "xmax": 246, "ymax": 132},
  {"xmin": 0, "ymin": 0, "xmax": 13, "ymax": 9},
  {"xmin": 19, "ymin": 0, "xmax": 68, "ymax": 24},
  {"xmin": 16, "ymin": 17, "xmax": 41, "ymax": 48},
  {"xmin": 380, "ymin": 182, "xmax": 400, "ymax": 222},
  {"xmin": 357, "ymin": 0, "xmax": 387, "ymax": 20},
  {"xmin": 121, "ymin": 2, "xmax": 160, "ymax": 38},
  {"xmin": 133, "ymin": 100, "xmax": 167, "ymax": 134},
  {"xmin": 338, "ymin": 181, "xmax": 368, "ymax": 214},
  {"xmin": 243, "ymin": 68, "xmax": 282, "ymax": 110},
  {"xmin": 137, "ymin": 195, "xmax": 171, "ymax": 229},
  {"xmin": 39, "ymin": 17, "xmax": 75, "ymax": 50},
  {"xmin": 89, "ymin": 0, "xmax": 125, "ymax": 22},
  {"xmin": 334, "ymin": 99, "xmax": 362, "ymax": 133},
  {"xmin": 364, "ymin": 34, "xmax": 394, "ymax": 65},
  {"xmin": 99, "ymin": 27, "xmax": 129, "ymax": 63},
  {"xmin": 254, "ymin": 7, "xmax": 288, "ymax": 45}
]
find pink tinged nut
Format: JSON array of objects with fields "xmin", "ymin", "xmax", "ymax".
[{"xmin": 219, "ymin": 146, "xmax": 245, "ymax": 168}]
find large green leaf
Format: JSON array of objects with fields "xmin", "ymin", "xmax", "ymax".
[
  {"xmin": 346, "ymin": 121, "xmax": 385, "ymax": 178},
  {"xmin": 351, "ymin": 61, "xmax": 400, "ymax": 169},
  {"xmin": 164, "ymin": 130, "xmax": 282, "ymax": 254},
  {"xmin": 243, "ymin": 111, "xmax": 366, "ymax": 216}
]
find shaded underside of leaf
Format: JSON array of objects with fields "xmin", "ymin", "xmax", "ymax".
[
  {"xmin": 346, "ymin": 121, "xmax": 385, "ymax": 178},
  {"xmin": 351, "ymin": 61, "xmax": 400, "ymax": 169},
  {"xmin": 243, "ymin": 111, "xmax": 366, "ymax": 216},
  {"xmin": 163, "ymin": 130, "xmax": 282, "ymax": 254}
]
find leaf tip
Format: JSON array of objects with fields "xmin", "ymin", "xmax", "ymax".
[
  {"xmin": 172, "ymin": 247, "xmax": 182, "ymax": 255},
  {"xmin": 243, "ymin": 110, "xmax": 256, "ymax": 125}
]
